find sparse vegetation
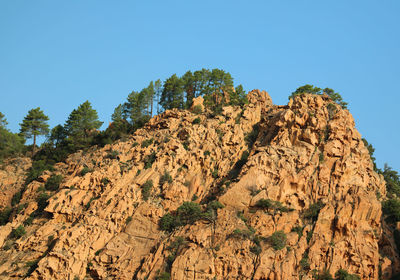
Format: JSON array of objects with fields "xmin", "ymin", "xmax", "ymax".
[
  {"xmin": 80, "ymin": 166, "xmax": 92, "ymax": 176},
  {"xmin": 159, "ymin": 170, "xmax": 172, "ymax": 185},
  {"xmin": 192, "ymin": 105, "xmax": 203, "ymax": 115},
  {"xmin": 182, "ymin": 140, "xmax": 190, "ymax": 151},
  {"xmin": 144, "ymin": 152, "xmax": 156, "ymax": 169},
  {"xmin": 159, "ymin": 201, "xmax": 222, "ymax": 232},
  {"xmin": 45, "ymin": 174, "xmax": 63, "ymax": 191},
  {"xmin": 382, "ymin": 199, "xmax": 400, "ymax": 222},
  {"xmin": 11, "ymin": 225, "xmax": 26, "ymax": 239},
  {"xmin": 192, "ymin": 117, "xmax": 201, "ymax": 124},
  {"xmin": 25, "ymin": 259, "xmax": 39, "ymax": 277},
  {"xmin": 289, "ymin": 85, "xmax": 347, "ymax": 109},
  {"xmin": 312, "ymin": 269, "xmax": 333, "ymax": 280},
  {"xmin": 300, "ymin": 254, "xmax": 310, "ymax": 271},
  {"xmin": 270, "ymin": 230, "xmax": 286, "ymax": 250},
  {"xmin": 101, "ymin": 177, "xmax": 110, "ymax": 186},
  {"xmin": 254, "ymin": 199, "xmax": 291, "ymax": 213},
  {"xmin": 141, "ymin": 180, "xmax": 153, "ymax": 201},
  {"xmin": 334, "ymin": 269, "xmax": 360, "ymax": 280},
  {"xmin": 304, "ymin": 201, "xmax": 325, "ymax": 222},
  {"xmin": 211, "ymin": 167, "xmax": 219, "ymax": 179},
  {"xmin": 0, "ymin": 207, "xmax": 12, "ymax": 226},
  {"xmin": 126, "ymin": 216, "xmax": 132, "ymax": 224},
  {"xmin": 106, "ymin": 150, "xmax": 119, "ymax": 159},
  {"xmin": 141, "ymin": 138, "xmax": 154, "ymax": 148}
]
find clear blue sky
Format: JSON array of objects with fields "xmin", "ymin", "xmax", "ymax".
[{"xmin": 0, "ymin": 1, "xmax": 399, "ymax": 171}]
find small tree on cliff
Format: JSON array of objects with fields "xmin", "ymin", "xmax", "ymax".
[
  {"xmin": 65, "ymin": 101, "xmax": 103, "ymax": 143},
  {"xmin": 19, "ymin": 107, "xmax": 50, "ymax": 155},
  {"xmin": 289, "ymin": 84, "xmax": 322, "ymax": 99},
  {"xmin": 289, "ymin": 85, "xmax": 347, "ymax": 109}
]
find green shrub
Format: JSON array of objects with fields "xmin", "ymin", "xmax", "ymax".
[
  {"xmin": 192, "ymin": 117, "xmax": 201, "ymax": 124},
  {"xmin": 160, "ymin": 170, "xmax": 173, "ymax": 185},
  {"xmin": 319, "ymin": 152, "xmax": 325, "ymax": 163},
  {"xmin": 334, "ymin": 269, "xmax": 360, "ymax": 280},
  {"xmin": 211, "ymin": 167, "xmax": 219, "ymax": 179},
  {"xmin": 270, "ymin": 231, "xmax": 286, "ymax": 250},
  {"xmin": 126, "ymin": 216, "xmax": 132, "ymax": 224},
  {"xmin": 192, "ymin": 105, "xmax": 203, "ymax": 115},
  {"xmin": 159, "ymin": 202, "xmax": 204, "ymax": 232},
  {"xmin": 255, "ymin": 199, "xmax": 272, "ymax": 209},
  {"xmin": 11, "ymin": 191, "xmax": 22, "ymax": 206},
  {"xmin": 141, "ymin": 180, "xmax": 153, "ymax": 201},
  {"xmin": 106, "ymin": 150, "xmax": 119, "ymax": 159},
  {"xmin": 26, "ymin": 160, "xmax": 54, "ymax": 185},
  {"xmin": 291, "ymin": 226, "xmax": 304, "ymax": 238},
  {"xmin": 24, "ymin": 216, "xmax": 34, "ymax": 226},
  {"xmin": 206, "ymin": 201, "xmax": 224, "ymax": 212},
  {"xmin": 175, "ymin": 202, "xmax": 203, "ymax": 225},
  {"xmin": 132, "ymin": 141, "xmax": 139, "ymax": 147},
  {"xmin": 101, "ymin": 177, "xmax": 110, "ymax": 186},
  {"xmin": 159, "ymin": 213, "xmax": 176, "ymax": 232},
  {"xmin": 183, "ymin": 140, "xmax": 190, "ymax": 151},
  {"xmin": 255, "ymin": 199, "xmax": 290, "ymax": 213},
  {"xmin": 203, "ymin": 200, "xmax": 224, "ymax": 221},
  {"xmin": 141, "ymin": 138, "xmax": 154, "ymax": 148},
  {"xmin": 250, "ymin": 245, "xmax": 262, "ymax": 255},
  {"xmin": 382, "ymin": 199, "xmax": 400, "ymax": 222},
  {"xmin": 35, "ymin": 192, "xmax": 50, "ymax": 215},
  {"xmin": 156, "ymin": 272, "xmax": 171, "ymax": 280},
  {"xmin": 2, "ymin": 240, "xmax": 13, "ymax": 250},
  {"xmin": 11, "ymin": 225, "xmax": 26, "ymax": 239},
  {"xmin": 45, "ymin": 174, "xmax": 63, "ymax": 191},
  {"xmin": 95, "ymin": 249, "xmax": 103, "ymax": 256},
  {"xmin": 304, "ymin": 201, "xmax": 325, "ymax": 222},
  {"xmin": 80, "ymin": 166, "xmax": 92, "ymax": 176},
  {"xmin": 231, "ymin": 228, "xmax": 253, "ymax": 239},
  {"xmin": 16, "ymin": 203, "xmax": 26, "ymax": 214},
  {"xmin": 25, "ymin": 259, "xmax": 39, "ymax": 277},
  {"xmin": 0, "ymin": 207, "xmax": 12, "ymax": 226},
  {"xmin": 312, "ymin": 269, "xmax": 333, "ymax": 280},
  {"xmin": 144, "ymin": 152, "xmax": 156, "ymax": 169},
  {"xmin": 204, "ymin": 150, "xmax": 211, "ymax": 156},
  {"xmin": 300, "ymin": 255, "xmax": 310, "ymax": 271}
]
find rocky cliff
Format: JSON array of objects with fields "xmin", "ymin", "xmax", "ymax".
[{"xmin": 0, "ymin": 90, "xmax": 398, "ymax": 279}]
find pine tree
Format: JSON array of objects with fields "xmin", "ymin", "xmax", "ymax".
[
  {"xmin": 0, "ymin": 113, "xmax": 25, "ymax": 161},
  {"xmin": 160, "ymin": 74, "xmax": 184, "ymax": 110},
  {"xmin": 289, "ymin": 85, "xmax": 322, "ymax": 99},
  {"xmin": 65, "ymin": 101, "xmax": 103, "ymax": 142},
  {"xmin": 0, "ymin": 112, "xmax": 8, "ymax": 129},
  {"xmin": 182, "ymin": 71, "xmax": 195, "ymax": 108},
  {"xmin": 322, "ymin": 88, "xmax": 348, "ymax": 109},
  {"xmin": 48, "ymin": 125, "xmax": 67, "ymax": 148},
  {"xmin": 19, "ymin": 107, "xmax": 50, "ymax": 155},
  {"xmin": 154, "ymin": 79, "xmax": 163, "ymax": 114},
  {"xmin": 111, "ymin": 104, "xmax": 125, "ymax": 122},
  {"xmin": 146, "ymin": 81, "xmax": 155, "ymax": 116}
]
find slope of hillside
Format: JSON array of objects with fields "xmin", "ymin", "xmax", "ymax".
[{"xmin": 0, "ymin": 90, "xmax": 398, "ymax": 279}]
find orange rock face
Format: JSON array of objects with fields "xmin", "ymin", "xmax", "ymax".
[{"xmin": 0, "ymin": 91, "xmax": 398, "ymax": 279}]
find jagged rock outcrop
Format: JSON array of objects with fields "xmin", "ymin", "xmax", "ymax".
[{"xmin": 0, "ymin": 90, "xmax": 398, "ymax": 279}]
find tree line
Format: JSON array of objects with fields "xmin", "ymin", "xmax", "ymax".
[{"xmin": 0, "ymin": 68, "xmax": 247, "ymax": 164}]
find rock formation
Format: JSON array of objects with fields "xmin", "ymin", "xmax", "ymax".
[{"xmin": 0, "ymin": 90, "xmax": 398, "ymax": 279}]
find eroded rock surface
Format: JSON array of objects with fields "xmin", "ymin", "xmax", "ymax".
[{"xmin": 0, "ymin": 91, "xmax": 397, "ymax": 279}]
